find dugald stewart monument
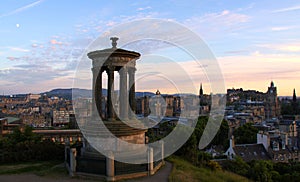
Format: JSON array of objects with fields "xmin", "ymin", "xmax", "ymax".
[{"xmin": 65, "ymin": 37, "xmax": 164, "ymax": 181}]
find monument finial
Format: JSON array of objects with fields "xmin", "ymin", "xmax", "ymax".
[{"xmin": 110, "ymin": 37, "xmax": 119, "ymax": 48}]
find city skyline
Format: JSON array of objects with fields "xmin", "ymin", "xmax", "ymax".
[{"xmin": 1, "ymin": 0, "xmax": 300, "ymax": 96}]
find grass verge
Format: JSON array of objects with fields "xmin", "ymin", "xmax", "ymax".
[
  {"xmin": 167, "ymin": 156, "xmax": 251, "ymax": 182},
  {"xmin": 0, "ymin": 161, "xmax": 67, "ymax": 176}
]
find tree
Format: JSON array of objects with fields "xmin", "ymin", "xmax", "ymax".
[
  {"xmin": 211, "ymin": 119, "xmax": 229, "ymax": 148},
  {"xmin": 248, "ymin": 160, "xmax": 273, "ymax": 182},
  {"xmin": 8, "ymin": 126, "xmax": 41, "ymax": 144},
  {"xmin": 233, "ymin": 123, "xmax": 258, "ymax": 144},
  {"xmin": 1, "ymin": 126, "xmax": 63, "ymax": 163},
  {"xmin": 222, "ymin": 157, "xmax": 250, "ymax": 176},
  {"xmin": 176, "ymin": 116, "xmax": 229, "ymax": 165}
]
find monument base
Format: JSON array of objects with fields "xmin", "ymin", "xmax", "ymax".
[{"xmin": 65, "ymin": 118, "xmax": 164, "ymax": 181}]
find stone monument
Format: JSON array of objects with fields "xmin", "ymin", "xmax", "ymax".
[{"xmin": 66, "ymin": 37, "xmax": 164, "ymax": 181}]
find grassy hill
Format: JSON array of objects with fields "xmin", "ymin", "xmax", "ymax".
[{"xmin": 168, "ymin": 156, "xmax": 251, "ymax": 182}]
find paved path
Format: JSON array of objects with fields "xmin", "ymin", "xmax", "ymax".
[
  {"xmin": 0, "ymin": 162, "xmax": 173, "ymax": 182},
  {"xmin": 0, "ymin": 173, "xmax": 87, "ymax": 182},
  {"xmin": 128, "ymin": 162, "xmax": 172, "ymax": 182}
]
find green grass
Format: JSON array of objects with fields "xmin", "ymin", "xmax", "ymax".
[
  {"xmin": 0, "ymin": 161, "xmax": 67, "ymax": 176},
  {"xmin": 0, "ymin": 161, "xmax": 103, "ymax": 181},
  {"xmin": 167, "ymin": 156, "xmax": 252, "ymax": 182}
]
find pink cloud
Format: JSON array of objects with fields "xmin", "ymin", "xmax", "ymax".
[
  {"xmin": 106, "ymin": 21, "xmax": 116, "ymax": 26},
  {"xmin": 7, "ymin": 56, "xmax": 19, "ymax": 61},
  {"xmin": 50, "ymin": 39, "xmax": 63, "ymax": 45}
]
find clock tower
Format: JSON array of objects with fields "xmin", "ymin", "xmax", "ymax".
[{"xmin": 265, "ymin": 81, "xmax": 280, "ymax": 118}]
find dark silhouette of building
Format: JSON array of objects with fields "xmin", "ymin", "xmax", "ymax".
[
  {"xmin": 199, "ymin": 83, "xmax": 203, "ymax": 96},
  {"xmin": 292, "ymin": 89, "xmax": 298, "ymax": 114},
  {"xmin": 293, "ymin": 89, "xmax": 297, "ymax": 102}
]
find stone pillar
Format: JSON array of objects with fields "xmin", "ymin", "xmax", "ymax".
[
  {"xmin": 119, "ymin": 67, "xmax": 128, "ymax": 120},
  {"xmin": 148, "ymin": 147, "xmax": 154, "ymax": 175},
  {"xmin": 128, "ymin": 68, "xmax": 136, "ymax": 118},
  {"xmin": 91, "ymin": 67, "xmax": 98, "ymax": 118},
  {"xmin": 69, "ymin": 148, "xmax": 77, "ymax": 176},
  {"xmin": 106, "ymin": 151, "xmax": 115, "ymax": 181},
  {"xmin": 160, "ymin": 140, "xmax": 165, "ymax": 165},
  {"xmin": 107, "ymin": 66, "xmax": 115, "ymax": 120},
  {"xmin": 94, "ymin": 68, "xmax": 103, "ymax": 119}
]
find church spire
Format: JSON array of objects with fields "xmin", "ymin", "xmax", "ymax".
[
  {"xmin": 293, "ymin": 88, "xmax": 297, "ymax": 102},
  {"xmin": 199, "ymin": 83, "xmax": 203, "ymax": 96},
  {"xmin": 270, "ymin": 81, "xmax": 274, "ymax": 87}
]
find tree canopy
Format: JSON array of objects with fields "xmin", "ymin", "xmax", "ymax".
[{"xmin": 233, "ymin": 123, "xmax": 258, "ymax": 144}]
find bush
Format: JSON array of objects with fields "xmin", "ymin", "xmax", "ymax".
[
  {"xmin": 0, "ymin": 127, "xmax": 64, "ymax": 163},
  {"xmin": 206, "ymin": 160, "xmax": 222, "ymax": 171}
]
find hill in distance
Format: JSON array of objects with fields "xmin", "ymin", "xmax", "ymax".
[{"xmin": 43, "ymin": 88, "xmax": 156, "ymax": 100}]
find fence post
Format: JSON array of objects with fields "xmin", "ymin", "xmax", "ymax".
[
  {"xmin": 69, "ymin": 148, "xmax": 77, "ymax": 176},
  {"xmin": 106, "ymin": 151, "xmax": 115, "ymax": 181},
  {"xmin": 148, "ymin": 147, "xmax": 154, "ymax": 175}
]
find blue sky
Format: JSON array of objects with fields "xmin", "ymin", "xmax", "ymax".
[{"xmin": 1, "ymin": 0, "xmax": 300, "ymax": 96}]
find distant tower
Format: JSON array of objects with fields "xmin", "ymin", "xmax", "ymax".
[
  {"xmin": 268, "ymin": 81, "xmax": 276, "ymax": 94},
  {"xmin": 266, "ymin": 81, "xmax": 279, "ymax": 118},
  {"xmin": 292, "ymin": 88, "xmax": 298, "ymax": 115},
  {"xmin": 199, "ymin": 83, "xmax": 203, "ymax": 96},
  {"xmin": 270, "ymin": 81, "xmax": 274, "ymax": 87},
  {"xmin": 154, "ymin": 90, "xmax": 162, "ymax": 119},
  {"xmin": 156, "ymin": 89, "xmax": 161, "ymax": 95},
  {"xmin": 199, "ymin": 83, "xmax": 204, "ymax": 114},
  {"xmin": 293, "ymin": 89, "xmax": 297, "ymax": 102}
]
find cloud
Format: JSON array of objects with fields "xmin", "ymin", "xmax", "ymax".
[
  {"xmin": 257, "ymin": 43, "xmax": 300, "ymax": 52},
  {"xmin": 271, "ymin": 26, "xmax": 294, "ymax": 31},
  {"xmin": 186, "ymin": 10, "xmax": 249, "ymax": 26},
  {"xmin": 14, "ymin": 64, "xmax": 40, "ymax": 69},
  {"xmin": 217, "ymin": 53, "xmax": 300, "ymax": 95},
  {"xmin": 6, "ymin": 56, "xmax": 19, "ymax": 61},
  {"xmin": 9, "ymin": 47, "xmax": 30, "ymax": 52},
  {"xmin": 50, "ymin": 39, "xmax": 63, "ymax": 45},
  {"xmin": 137, "ymin": 6, "xmax": 151, "ymax": 11},
  {"xmin": 272, "ymin": 5, "xmax": 300, "ymax": 13},
  {"xmin": 0, "ymin": 0, "xmax": 44, "ymax": 18},
  {"xmin": 0, "ymin": 64, "xmax": 73, "ymax": 87},
  {"xmin": 131, "ymin": 53, "xmax": 300, "ymax": 96},
  {"xmin": 224, "ymin": 50, "xmax": 249, "ymax": 55},
  {"xmin": 184, "ymin": 10, "xmax": 250, "ymax": 38},
  {"xmin": 31, "ymin": 43, "xmax": 39, "ymax": 48},
  {"xmin": 106, "ymin": 21, "xmax": 116, "ymax": 26}
]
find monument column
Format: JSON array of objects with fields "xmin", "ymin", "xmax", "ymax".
[
  {"xmin": 107, "ymin": 66, "xmax": 115, "ymax": 119},
  {"xmin": 92, "ymin": 67, "xmax": 101, "ymax": 118},
  {"xmin": 91, "ymin": 67, "xmax": 97, "ymax": 118},
  {"xmin": 119, "ymin": 67, "xmax": 128, "ymax": 120},
  {"xmin": 95, "ymin": 68, "xmax": 103, "ymax": 118},
  {"xmin": 128, "ymin": 68, "xmax": 136, "ymax": 118}
]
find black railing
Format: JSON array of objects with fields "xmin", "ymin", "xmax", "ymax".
[
  {"xmin": 153, "ymin": 148, "xmax": 163, "ymax": 168},
  {"xmin": 115, "ymin": 161, "xmax": 148, "ymax": 175},
  {"xmin": 66, "ymin": 148, "xmax": 70, "ymax": 166},
  {"xmin": 76, "ymin": 156, "xmax": 106, "ymax": 175}
]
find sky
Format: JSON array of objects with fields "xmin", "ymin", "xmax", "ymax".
[{"xmin": 0, "ymin": 0, "xmax": 300, "ymax": 96}]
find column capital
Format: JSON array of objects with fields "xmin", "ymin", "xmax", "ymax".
[
  {"xmin": 91, "ymin": 67, "xmax": 104, "ymax": 73},
  {"xmin": 118, "ymin": 66, "xmax": 128, "ymax": 74},
  {"xmin": 128, "ymin": 67, "xmax": 136, "ymax": 73}
]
